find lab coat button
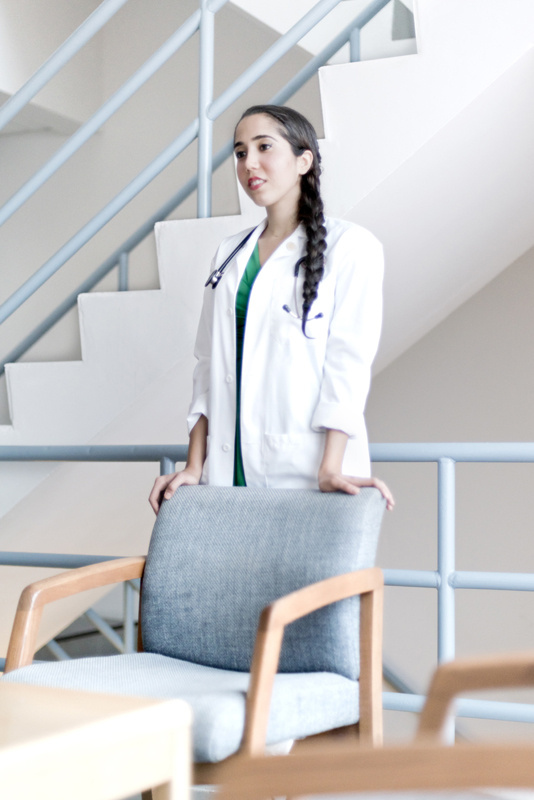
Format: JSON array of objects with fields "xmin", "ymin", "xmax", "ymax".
[
  {"xmin": 286, "ymin": 241, "xmax": 296, "ymax": 251},
  {"xmin": 227, "ymin": 308, "xmax": 233, "ymax": 316},
  {"xmin": 225, "ymin": 374, "xmax": 233, "ymax": 383},
  {"xmin": 222, "ymin": 443, "xmax": 231, "ymax": 452}
]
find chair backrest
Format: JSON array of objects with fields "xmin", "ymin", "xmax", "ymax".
[{"xmin": 141, "ymin": 486, "xmax": 385, "ymax": 680}]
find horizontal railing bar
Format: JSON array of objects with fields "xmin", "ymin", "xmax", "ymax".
[
  {"xmin": 383, "ymin": 691, "xmax": 534, "ymax": 724},
  {"xmin": 2, "ymin": 443, "xmax": 534, "ymax": 466},
  {"xmin": 371, "ymin": 442, "xmax": 534, "ymax": 462},
  {"xmin": 457, "ymin": 698, "xmax": 534, "ymax": 724},
  {"xmin": 451, "ymin": 571, "xmax": 534, "ymax": 591},
  {"xmin": 0, "ymin": 120, "xmax": 199, "ymax": 325},
  {"xmin": 384, "ymin": 569, "xmax": 534, "ymax": 593},
  {"xmin": 383, "ymin": 569, "xmax": 440, "ymax": 589},
  {"xmin": 383, "ymin": 691, "xmax": 429, "ymax": 713},
  {"xmin": 0, "ymin": 445, "xmax": 187, "ymax": 462},
  {"xmin": 209, "ymin": 0, "xmax": 343, "ymax": 120},
  {"xmin": 0, "ymin": 0, "xmax": 130, "ymax": 132},
  {"xmin": 0, "ymin": 9, "xmax": 205, "ymax": 228},
  {"xmin": 0, "ymin": 553, "xmax": 122, "ymax": 568}
]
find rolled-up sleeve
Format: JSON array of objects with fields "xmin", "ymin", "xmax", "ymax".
[{"xmin": 311, "ymin": 226, "xmax": 384, "ymax": 437}]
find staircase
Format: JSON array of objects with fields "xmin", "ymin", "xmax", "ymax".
[{"xmin": 1, "ymin": 0, "xmax": 534, "ymax": 654}]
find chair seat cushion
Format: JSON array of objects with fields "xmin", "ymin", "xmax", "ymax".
[{"xmin": 2, "ymin": 653, "xmax": 359, "ymax": 763}]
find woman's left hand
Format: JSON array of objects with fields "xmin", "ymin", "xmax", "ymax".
[{"xmin": 318, "ymin": 472, "xmax": 395, "ymax": 511}]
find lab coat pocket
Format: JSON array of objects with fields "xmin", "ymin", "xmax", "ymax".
[
  {"xmin": 264, "ymin": 432, "xmax": 325, "ymax": 487},
  {"xmin": 275, "ymin": 308, "xmax": 328, "ymax": 350}
]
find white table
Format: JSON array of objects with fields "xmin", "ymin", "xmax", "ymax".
[{"xmin": 0, "ymin": 682, "xmax": 191, "ymax": 800}]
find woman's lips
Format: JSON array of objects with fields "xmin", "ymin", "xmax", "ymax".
[{"xmin": 248, "ymin": 178, "xmax": 265, "ymax": 190}]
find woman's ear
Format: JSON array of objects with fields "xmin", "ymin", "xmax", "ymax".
[{"xmin": 298, "ymin": 149, "xmax": 314, "ymax": 176}]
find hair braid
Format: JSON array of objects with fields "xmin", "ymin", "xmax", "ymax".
[
  {"xmin": 297, "ymin": 166, "xmax": 327, "ymax": 337},
  {"xmin": 236, "ymin": 104, "xmax": 327, "ymax": 337}
]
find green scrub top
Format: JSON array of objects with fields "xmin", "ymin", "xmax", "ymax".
[{"xmin": 234, "ymin": 243, "xmax": 262, "ymax": 486}]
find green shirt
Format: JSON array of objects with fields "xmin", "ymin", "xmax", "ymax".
[{"xmin": 234, "ymin": 244, "xmax": 262, "ymax": 486}]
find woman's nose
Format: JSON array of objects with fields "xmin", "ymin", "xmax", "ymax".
[{"xmin": 245, "ymin": 150, "xmax": 258, "ymax": 171}]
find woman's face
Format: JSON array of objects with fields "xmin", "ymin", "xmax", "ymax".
[{"xmin": 233, "ymin": 113, "xmax": 313, "ymax": 216}]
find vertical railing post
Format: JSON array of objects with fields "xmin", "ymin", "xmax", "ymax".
[
  {"xmin": 197, "ymin": 0, "xmax": 215, "ymax": 218},
  {"xmin": 160, "ymin": 457, "xmax": 175, "ymax": 476},
  {"xmin": 437, "ymin": 456, "xmax": 456, "ymax": 742},
  {"xmin": 118, "ymin": 251, "xmax": 129, "ymax": 291},
  {"xmin": 349, "ymin": 27, "xmax": 361, "ymax": 62}
]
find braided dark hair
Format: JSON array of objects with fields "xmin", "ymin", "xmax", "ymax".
[{"xmin": 237, "ymin": 105, "xmax": 327, "ymax": 336}]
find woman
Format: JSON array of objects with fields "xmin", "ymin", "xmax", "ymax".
[{"xmin": 149, "ymin": 104, "xmax": 394, "ymax": 513}]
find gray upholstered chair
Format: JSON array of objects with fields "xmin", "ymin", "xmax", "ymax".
[{"xmin": 3, "ymin": 486, "xmax": 386, "ymax": 786}]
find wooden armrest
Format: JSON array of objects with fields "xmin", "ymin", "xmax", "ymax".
[
  {"xmin": 4, "ymin": 556, "xmax": 146, "ymax": 673},
  {"xmin": 218, "ymin": 741, "xmax": 534, "ymax": 800},
  {"xmin": 242, "ymin": 567, "xmax": 384, "ymax": 754},
  {"xmin": 417, "ymin": 651, "xmax": 534, "ymax": 741}
]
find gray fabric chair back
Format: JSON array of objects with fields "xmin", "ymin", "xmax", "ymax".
[{"xmin": 141, "ymin": 486, "xmax": 385, "ymax": 681}]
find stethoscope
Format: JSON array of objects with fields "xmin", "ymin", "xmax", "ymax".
[
  {"xmin": 205, "ymin": 228, "xmax": 256, "ymax": 290},
  {"xmin": 205, "ymin": 226, "xmax": 323, "ymax": 322},
  {"xmin": 282, "ymin": 260, "xmax": 324, "ymax": 322}
]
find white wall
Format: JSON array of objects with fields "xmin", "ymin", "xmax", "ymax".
[{"xmin": 366, "ymin": 243, "xmax": 534, "ymax": 740}]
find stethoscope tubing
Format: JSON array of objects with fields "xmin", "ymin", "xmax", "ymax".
[
  {"xmin": 205, "ymin": 227, "xmax": 257, "ymax": 289},
  {"xmin": 205, "ymin": 227, "xmax": 322, "ymax": 322}
]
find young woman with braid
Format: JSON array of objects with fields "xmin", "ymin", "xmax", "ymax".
[{"xmin": 149, "ymin": 105, "xmax": 394, "ymax": 513}]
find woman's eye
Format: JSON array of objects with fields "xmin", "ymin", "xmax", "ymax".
[
  {"xmin": 259, "ymin": 143, "xmax": 271, "ymax": 151},
  {"xmin": 235, "ymin": 150, "xmax": 246, "ymax": 159}
]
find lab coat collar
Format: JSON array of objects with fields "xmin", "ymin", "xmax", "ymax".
[
  {"xmin": 234, "ymin": 219, "xmax": 306, "ymax": 273},
  {"xmin": 264, "ymin": 222, "xmax": 307, "ymax": 263},
  {"xmin": 254, "ymin": 219, "xmax": 307, "ymax": 244}
]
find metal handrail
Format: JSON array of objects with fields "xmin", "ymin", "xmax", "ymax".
[
  {"xmin": 0, "ymin": 0, "xmax": 393, "ymax": 366},
  {"xmin": 0, "ymin": 6, "xmax": 213, "ymax": 228},
  {"xmin": 1, "ymin": 441, "xmax": 534, "ymax": 729},
  {"xmin": 0, "ymin": 0, "xmax": 130, "ymax": 132}
]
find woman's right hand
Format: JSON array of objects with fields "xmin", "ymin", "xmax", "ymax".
[{"xmin": 148, "ymin": 467, "xmax": 201, "ymax": 514}]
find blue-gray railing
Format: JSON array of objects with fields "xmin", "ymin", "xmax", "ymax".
[
  {"xmin": 1, "ymin": 441, "xmax": 534, "ymax": 736},
  {"xmin": 0, "ymin": 0, "xmax": 397, "ymax": 374}
]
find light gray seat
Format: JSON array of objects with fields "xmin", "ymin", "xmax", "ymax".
[{"xmin": 3, "ymin": 486, "xmax": 386, "ymax": 772}]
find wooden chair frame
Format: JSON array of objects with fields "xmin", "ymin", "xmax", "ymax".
[
  {"xmin": 217, "ymin": 738, "xmax": 534, "ymax": 800},
  {"xmin": 219, "ymin": 649, "xmax": 534, "ymax": 800},
  {"xmin": 3, "ymin": 559, "xmax": 384, "ymax": 784},
  {"xmin": 417, "ymin": 650, "xmax": 534, "ymax": 742}
]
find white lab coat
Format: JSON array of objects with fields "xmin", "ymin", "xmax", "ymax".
[{"xmin": 187, "ymin": 217, "xmax": 384, "ymax": 488}]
